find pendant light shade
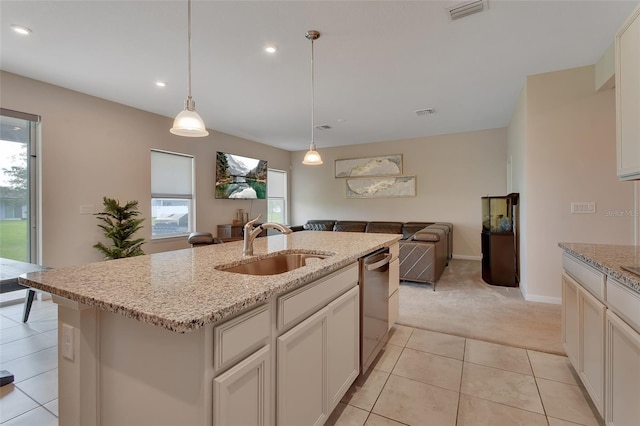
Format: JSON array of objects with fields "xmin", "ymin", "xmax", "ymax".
[
  {"xmin": 302, "ymin": 143, "xmax": 322, "ymax": 165},
  {"xmin": 171, "ymin": 98, "xmax": 208, "ymax": 137},
  {"xmin": 170, "ymin": 0, "xmax": 208, "ymax": 137},
  {"xmin": 302, "ymin": 30, "xmax": 323, "ymax": 165}
]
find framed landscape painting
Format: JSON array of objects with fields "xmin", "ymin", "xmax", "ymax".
[
  {"xmin": 346, "ymin": 176, "xmax": 416, "ymax": 199},
  {"xmin": 335, "ymin": 154, "xmax": 402, "ymax": 178}
]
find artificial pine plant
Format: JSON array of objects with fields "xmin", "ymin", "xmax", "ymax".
[{"xmin": 93, "ymin": 197, "xmax": 145, "ymax": 259}]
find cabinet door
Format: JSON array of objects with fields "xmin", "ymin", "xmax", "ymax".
[
  {"xmin": 213, "ymin": 345, "xmax": 271, "ymax": 426},
  {"xmin": 562, "ymin": 273, "xmax": 580, "ymax": 367},
  {"xmin": 616, "ymin": 5, "xmax": 640, "ymax": 180},
  {"xmin": 327, "ymin": 286, "xmax": 360, "ymax": 412},
  {"xmin": 606, "ymin": 311, "xmax": 640, "ymax": 426},
  {"xmin": 578, "ymin": 288, "xmax": 605, "ymax": 416},
  {"xmin": 277, "ymin": 306, "xmax": 329, "ymax": 426}
]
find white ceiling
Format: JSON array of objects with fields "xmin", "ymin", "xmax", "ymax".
[{"xmin": 1, "ymin": 1, "xmax": 638, "ymax": 151}]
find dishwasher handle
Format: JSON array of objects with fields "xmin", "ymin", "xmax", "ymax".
[{"xmin": 365, "ymin": 253, "xmax": 392, "ymax": 271}]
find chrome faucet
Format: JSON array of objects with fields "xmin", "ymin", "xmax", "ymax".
[{"xmin": 243, "ymin": 214, "xmax": 292, "ymax": 256}]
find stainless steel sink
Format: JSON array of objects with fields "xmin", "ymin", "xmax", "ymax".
[{"xmin": 219, "ymin": 253, "xmax": 328, "ymax": 275}]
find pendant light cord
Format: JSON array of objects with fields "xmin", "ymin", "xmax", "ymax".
[
  {"xmin": 187, "ymin": 0, "xmax": 193, "ymax": 105},
  {"xmin": 310, "ymin": 35, "xmax": 315, "ymax": 148}
]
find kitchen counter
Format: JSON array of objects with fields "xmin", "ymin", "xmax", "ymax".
[
  {"xmin": 558, "ymin": 242, "xmax": 640, "ymax": 294},
  {"xmin": 19, "ymin": 231, "xmax": 401, "ymax": 333}
]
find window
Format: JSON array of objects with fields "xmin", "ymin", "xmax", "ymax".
[
  {"xmin": 151, "ymin": 150, "xmax": 194, "ymax": 239},
  {"xmin": 0, "ymin": 108, "xmax": 39, "ymax": 263},
  {"xmin": 267, "ymin": 169, "xmax": 287, "ymax": 224}
]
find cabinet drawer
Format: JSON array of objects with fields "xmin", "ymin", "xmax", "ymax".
[
  {"xmin": 214, "ymin": 304, "xmax": 271, "ymax": 372},
  {"xmin": 607, "ymin": 277, "xmax": 640, "ymax": 333},
  {"xmin": 278, "ymin": 263, "xmax": 358, "ymax": 331},
  {"xmin": 562, "ymin": 253, "xmax": 606, "ymax": 301}
]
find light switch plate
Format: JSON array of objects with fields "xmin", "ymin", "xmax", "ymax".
[{"xmin": 571, "ymin": 202, "xmax": 596, "ymax": 214}]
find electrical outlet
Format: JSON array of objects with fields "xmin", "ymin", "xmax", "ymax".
[
  {"xmin": 571, "ymin": 202, "xmax": 596, "ymax": 214},
  {"xmin": 62, "ymin": 323, "xmax": 74, "ymax": 361}
]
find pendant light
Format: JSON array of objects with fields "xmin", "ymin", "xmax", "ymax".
[
  {"xmin": 302, "ymin": 30, "xmax": 323, "ymax": 165},
  {"xmin": 170, "ymin": 0, "xmax": 209, "ymax": 137}
]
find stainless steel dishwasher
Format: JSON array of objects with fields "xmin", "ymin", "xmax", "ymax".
[{"xmin": 360, "ymin": 247, "xmax": 391, "ymax": 373}]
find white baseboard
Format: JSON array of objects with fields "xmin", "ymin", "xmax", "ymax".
[
  {"xmin": 523, "ymin": 293, "xmax": 561, "ymax": 305},
  {"xmin": 452, "ymin": 254, "xmax": 482, "ymax": 261}
]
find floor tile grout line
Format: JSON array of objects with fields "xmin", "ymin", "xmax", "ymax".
[
  {"xmin": 0, "ymin": 386, "xmax": 40, "ymax": 424},
  {"xmin": 455, "ymin": 338, "xmax": 467, "ymax": 426},
  {"xmin": 462, "ymin": 358, "xmax": 534, "ymax": 377},
  {"xmin": 0, "ymin": 345, "xmax": 58, "ymax": 368},
  {"xmin": 458, "ymin": 388, "xmax": 551, "ymax": 418}
]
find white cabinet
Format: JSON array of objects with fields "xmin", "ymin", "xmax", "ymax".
[
  {"xmin": 578, "ymin": 285, "xmax": 605, "ymax": 416},
  {"xmin": 605, "ymin": 310, "xmax": 640, "ymax": 426},
  {"xmin": 616, "ymin": 4, "xmax": 640, "ymax": 180},
  {"xmin": 562, "ymin": 266, "xmax": 606, "ymax": 417},
  {"xmin": 562, "ymin": 251, "xmax": 640, "ymax": 425},
  {"xmin": 277, "ymin": 306, "xmax": 329, "ymax": 426},
  {"xmin": 213, "ymin": 345, "xmax": 272, "ymax": 426},
  {"xmin": 328, "ymin": 286, "xmax": 360, "ymax": 412},
  {"xmin": 562, "ymin": 273, "xmax": 580, "ymax": 367},
  {"xmin": 277, "ymin": 282, "xmax": 360, "ymax": 426}
]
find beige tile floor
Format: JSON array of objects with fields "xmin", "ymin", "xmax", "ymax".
[
  {"xmin": 0, "ymin": 299, "xmax": 602, "ymax": 426},
  {"xmin": 332, "ymin": 325, "xmax": 604, "ymax": 426},
  {"xmin": 0, "ymin": 297, "xmax": 58, "ymax": 425}
]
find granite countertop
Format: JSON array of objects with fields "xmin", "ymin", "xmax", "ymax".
[
  {"xmin": 19, "ymin": 231, "xmax": 401, "ymax": 333},
  {"xmin": 558, "ymin": 242, "xmax": 640, "ymax": 294}
]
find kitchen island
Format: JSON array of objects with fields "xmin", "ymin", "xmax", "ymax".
[
  {"xmin": 20, "ymin": 231, "xmax": 401, "ymax": 426},
  {"xmin": 558, "ymin": 243, "xmax": 640, "ymax": 425}
]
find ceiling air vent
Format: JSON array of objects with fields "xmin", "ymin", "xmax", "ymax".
[
  {"xmin": 315, "ymin": 124, "xmax": 332, "ymax": 130},
  {"xmin": 448, "ymin": 0, "xmax": 488, "ymax": 21},
  {"xmin": 415, "ymin": 108, "xmax": 436, "ymax": 117}
]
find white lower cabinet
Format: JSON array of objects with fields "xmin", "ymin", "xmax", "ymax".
[
  {"xmin": 578, "ymin": 285, "xmax": 605, "ymax": 416},
  {"xmin": 562, "ymin": 268, "xmax": 605, "ymax": 418},
  {"xmin": 562, "ymin": 252, "xmax": 640, "ymax": 425},
  {"xmin": 209, "ymin": 262, "xmax": 360, "ymax": 426},
  {"xmin": 277, "ymin": 285, "xmax": 360, "ymax": 426},
  {"xmin": 605, "ymin": 310, "xmax": 640, "ymax": 426},
  {"xmin": 213, "ymin": 345, "xmax": 272, "ymax": 426},
  {"xmin": 278, "ymin": 306, "xmax": 329, "ymax": 426},
  {"xmin": 327, "ymin": 286, "xmax": 360, "ymax": 412},
  {"xmin": 562, "ymin": 273, "xmax": 580, "ymax": 367}
]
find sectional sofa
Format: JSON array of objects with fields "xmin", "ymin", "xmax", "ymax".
[{"xmin": 293, "ymin": 220, "xmax": 452, "ymax": 289}]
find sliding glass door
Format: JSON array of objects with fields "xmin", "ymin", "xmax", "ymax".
[{"xmin": 0, "ymin": 108, "xmax": 39, "ymax": 263}]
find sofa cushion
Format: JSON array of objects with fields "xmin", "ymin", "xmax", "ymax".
[
  {"xmin": 303, "ymin": 220, "xmax": 336, "ymax": 231},
  {"xmin": 412, "ymin": 227, "xmax": 444, "ymax": 242},
  {"xmin": 333, "ymin": 221, "xmax": 368, "ymax": 232},
  {"xmin": 402, "ymin": 222, "xmax": 434, "ymax": 239},
  {"xmin": 365, "ymin": 221, "xmax": 403, "ymax": 234},
  {"xmin": 187, "ymin": 232, "xmax": 215, "ymax": 245}
]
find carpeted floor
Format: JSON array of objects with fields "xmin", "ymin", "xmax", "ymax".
[{"xmin": 398, "ymin": 259, "xmax": 564, "ymax": 355}]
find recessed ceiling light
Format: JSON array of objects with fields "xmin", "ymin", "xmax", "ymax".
[
  {"xmin": 11, "ymin": 25, "xmax": 32, "ymax": 35},
  {"xmin": 265, "ymin": 45, "xmax": 277, "ymax": 54},
  {"xmin": 155, "ymin": 81, "xmax": 167, "ymax": 87}
]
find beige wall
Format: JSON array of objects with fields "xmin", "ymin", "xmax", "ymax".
[
  {"xmin": 509, "ymin": 65, "xmax": 634, "ymax": 303},
  {"xmin": 508, "ymin": 86, "xmax": 528, "ymax": 295},
  {"xmin": 0, "ymin": 71, "xmax": 291, "ymax": 267},
  {"xmin": 291, "ymin": 128, "xmax": 508, "ymax": 258}
]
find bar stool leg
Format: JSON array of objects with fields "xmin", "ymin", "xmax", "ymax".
[{"xmin": 22, "ymin": 289, "xmax": 36, "ymax": 322}]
